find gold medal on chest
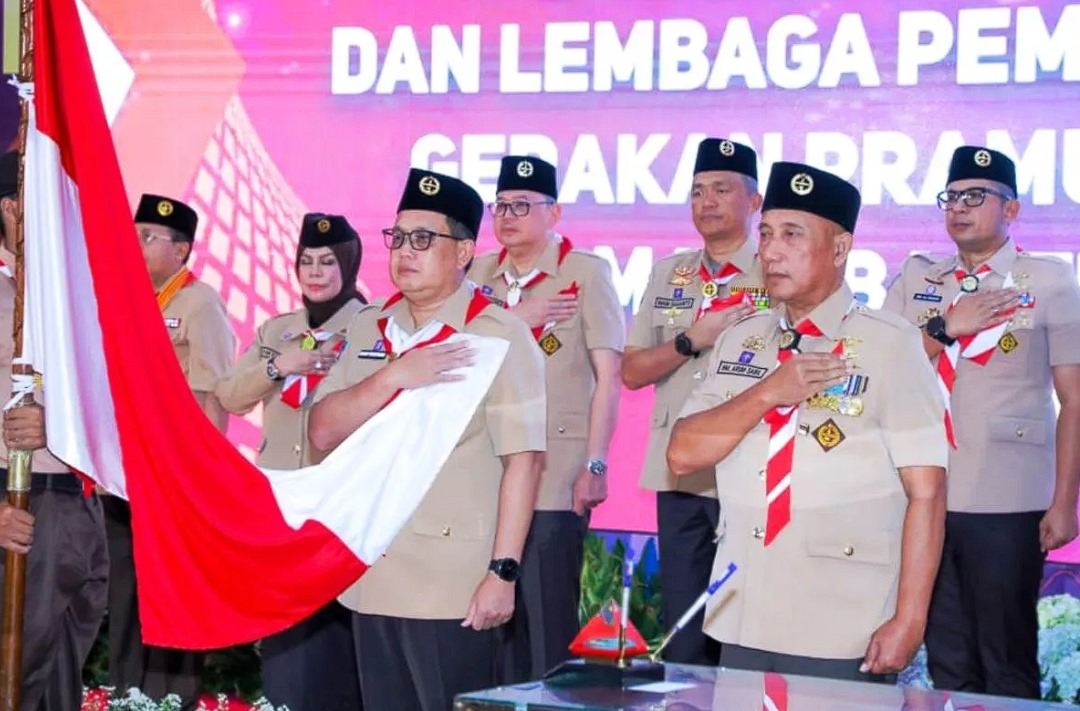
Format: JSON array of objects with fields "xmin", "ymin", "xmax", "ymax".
[
  {"xmin": 669, "ymin": 267, "xmax": 695, "ymax": 287},
  {"xmin": 742, "ymin": 335, "xmax": 766, "ymax": 352}
]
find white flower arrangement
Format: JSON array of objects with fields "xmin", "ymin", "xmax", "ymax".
[
  {"xmin": 1039, "ymin": 594, "xmax": 1080, "ymax": 703},
  {"xmin": 82, "ymin": 687, "xmax": 289, "ymax": 711},
  {"xmin": 882, "ymin": 594, "xmax": 1080, "ymax": 702}
]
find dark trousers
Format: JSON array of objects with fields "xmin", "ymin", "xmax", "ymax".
[
  {"xmin": 656, "ymin": 490, "xmax": 721, "ymax": 665},
  {"xmin": 720, "ymin": 643, "xmax": 895, "ymax": 684},
  {"xmin": 103, "ymin": 496, "xmax": 205, "ymax": 709},
  {"xmin": 926, "ymin": 511, "xmax": 1045, "ymax": 699},
  {"xmin": 352, "ymin": 613, "xmax": 495, "ymax": 711},
  {"xmin": 0, "ymin": 479, "xmax": 109, "ymax": 711},
  {"xmin": 261, "ymin": 601, "xmax": 363, "ymax": 711},
  {"xmin": 496, "ymin": 510, "xmax": 586, "ymax": 683}
]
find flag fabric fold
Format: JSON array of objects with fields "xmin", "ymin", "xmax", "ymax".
[{"xmin": 19, "ymin": 0, "xmax": 504, "ymax": 650}]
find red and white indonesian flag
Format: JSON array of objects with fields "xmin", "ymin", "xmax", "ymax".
[{"xmin": 18, "ymin": 0, "xmax": 507, "ymax": 649}]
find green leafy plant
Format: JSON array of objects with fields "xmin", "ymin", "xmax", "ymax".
[{"xmin": 578, "ymin": 533, "xmax": 664, "ymax": 648}]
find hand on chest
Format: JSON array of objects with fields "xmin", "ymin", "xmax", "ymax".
[
  {"xmin": 912, "ymin": 271, "xmax": 1040, "ymax": 363},
  {"xmin": 714, "ymin": 332, "xmax": 873, "ymax": 426}
]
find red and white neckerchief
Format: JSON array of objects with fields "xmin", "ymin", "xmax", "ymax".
[
  {"xmin": 760, "ymin": 306, "xmax": 851, "ymax": 546},
  {"xmin": 375, "ymin": 289, "xmax": 491, "ymax": 408},
  {"xmin": 695, "ymin": 261, "xmax": 743, "ymax": 320},
  {"xmin": 498, "ymin": 236, "xmax": 576, "ymax": 340},
  {"xmin": 279, "ymin": 330, "xmax": 347, "ymax": 409},
  {"xmin": 935, "ymin": 265, "xmax": 1016, "ymax": 448},
  {"xmin": 0, "ymin": 257, "xmax": 11, "ymax": 280},
  {"xmin": 499, "ymin": 235, "xmax": 573, "ymax": 307},
  {"xmin": 762, "ymin": 672, "xmax": 788, "ymax": 711}
]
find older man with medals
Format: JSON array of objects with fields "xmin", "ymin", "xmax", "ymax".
[
  {"xmin": 621, "ymin": 138, "xmax": 763, "ymax": 665},
  {"xmin": 666, "ymin": 162, "xmax": 948, "ymax": 682},
  {"xmin": 884, "ymin": 146, "xmax": 1080, "ymax": 699}
]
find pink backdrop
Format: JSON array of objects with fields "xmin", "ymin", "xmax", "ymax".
[{"xmin": 76, "ymin": 0, "xmax": 1080, "ymax": 560}]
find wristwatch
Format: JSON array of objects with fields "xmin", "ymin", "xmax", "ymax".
[
  {"xmin": 587, "ymin": 459, "xmax": 607, "ymax": 476},
  {"xmin": 488, "ymin": 557, "xmax": 521, "ymax": 583},
  {"xmin": 266, "ymin": 357, "xmax": 284, "ymax": 381},
  {"xmin": 924, "ymin": 315, "xmax": 956, "ymax": 347},
  {"xmin": 674, "ymin": 332, "xmax": 700, "ymax": 359}
]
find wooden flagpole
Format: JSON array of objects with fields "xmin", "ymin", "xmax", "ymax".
[{"xmin": 0, "ymin": 0, "xmax": 35, "ymax": 706}]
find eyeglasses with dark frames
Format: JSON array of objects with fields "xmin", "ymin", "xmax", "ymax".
[
  {"xmin": 487, "ymin": 200, "xmax": 554, "ymax": 218},
  {"xmin": 936, "ymin": 187, "xmax": 1013, "ymax": 210},
  {"xmin": 382, "ymin": 227, "xmax": 465, "ymax": 251}
]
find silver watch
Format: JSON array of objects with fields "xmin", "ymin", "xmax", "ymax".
[
  {"xmin": 587, "ymin": 459, "xmax": 607, "ymax": 476},
  {"xmin": 266, "ymin": 357, "xmax": 283, "ymax": 381}
]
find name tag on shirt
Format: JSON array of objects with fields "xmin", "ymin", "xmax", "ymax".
[
  {"xmin": 654, "ymin": 297, "xmax": 695, "ymax": 310},
  {"xmin": 357, "ymin": 339, "xmax": 388, "ymax": 360},
  {"xmin": 164, "ymin": 318, "xmax": 181, "ymax": 328},
  {"xmin": 259, "ymin": 346, "xmax": 281, "ymax": 360},
  {"xmin": 717, "ymin": 361, "xmax": 768, "ymax": 379}
]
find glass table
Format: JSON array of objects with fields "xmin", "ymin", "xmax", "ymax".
[{"xmin": 454, "ymin": 661, "xmax": 1074, "ymax": 710}]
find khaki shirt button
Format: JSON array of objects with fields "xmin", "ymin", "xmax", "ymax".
[
  {"xmin": 441, "ymin": 526, "xmax": 451, "ymax": 537},
  {"xmin": 557, "ymin": 426, "xmax": 566, "ymax": 434},
  {"xmin": 292, "ymin": 444, "xmax": 302, "ymax": 455},
  {"xmin": 693, "ymin": 371, "xmax": 704, "ymax": 380},
  {"xmin": 1015, "ymin": 428, "xmax": 1025, "ymax": 439},
  {"xmin": 843, "ymin": 545, "xmax": 855, "ymax": 557},
  {"xmin": 752, "ymin": 526, "xmax": 764, "ymax": 539},
  {"xmin": 758, "ymin": 469, "xmax": 765, "ymax": 480}
]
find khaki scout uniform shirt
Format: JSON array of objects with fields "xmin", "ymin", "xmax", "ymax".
[
  {"xmin": 883, "ymin": 238, "xmax": 1080, "ymax": 513},
  {"xmin": 161, "ymin": 279, "xmax": 236, "ymax": 394},
  {"xmin": 0, "ymin": 276, "xmax": 67, "ymax": 473},
  {"xmin": 469, "ymin": 237, "xmax": 625, "ymax": 511},
  {"xmin": 678, "ymin": 285, "xmax": 948, "ymax": 659},
  {"xmin": 216, "ymin": 301, "xmax": 364, "ymax": 469},
  {"xmin": 628, "ymin": 240, "xmax": 765, "ymax": 497},
  {"xmin": 314, "ymin": 282, "xmax": 547, "ymax": 620}
]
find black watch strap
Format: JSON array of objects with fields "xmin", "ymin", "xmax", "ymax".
[
  {"xmin": 674, "ymin": 332, "xmax": 700, "ymax": 359},
  {"xmin": 925, "ymin": 315, "xmax": 956, "ymax": 346},
  {"xmin": 488, "ymin": 557, "xmax": 521, "ymax": 583}
]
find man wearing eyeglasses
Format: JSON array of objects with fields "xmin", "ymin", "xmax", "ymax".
[
  {"xmin": 103, "ymin": 193, "xmax": 236, "ymax": 708},
  {"xmin": 883, "ymin": 145, "xmax": 1080, "ymax": 699},
  {"xmin": 309, "ymin": 168, "xmax": 545, "ymax": 710},
  {"xmin": 621, "ymin": 138, "xmax": 762, "ymax": 666},
  {"xmin": 468, "ymin": 155, "xmax": 625, "ymax": 683}
]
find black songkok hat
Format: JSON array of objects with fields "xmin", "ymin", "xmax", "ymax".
[
  {"xmin": 396, "ymin": 168, "xmax": 483, "ymax": 239},
  {"xmin": 693, "ymin": 138, "xmax": 758, "ymax": 181},
  {"xmin": 947, "ymin": 146, "xmax": 1016, "ymax": 194},
  {"xmin": 134, "ymin": 194, "xmax": 198, "ymax": 242},
  {"xmin": 762, "ymin": 162, "xmax": 861, "ymax": 234}
]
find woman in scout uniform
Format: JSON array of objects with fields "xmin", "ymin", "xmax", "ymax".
[{"xmin": 216, "ymin": 212, "xmax": 366, "ymax": 711}]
